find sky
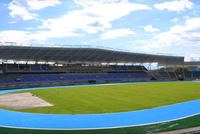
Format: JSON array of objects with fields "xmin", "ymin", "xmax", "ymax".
[{"xmin": 0, "ymin": 0, "xmax": 200, "ymax": 61}]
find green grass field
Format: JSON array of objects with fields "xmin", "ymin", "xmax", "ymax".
[{"xmin": 9, "ymin": 81, "xmax": 200, "ymax": 114}]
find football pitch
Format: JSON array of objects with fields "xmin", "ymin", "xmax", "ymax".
[{"xmin": 14, "ymin": 81, "xmax": 200, "ymax": 114}]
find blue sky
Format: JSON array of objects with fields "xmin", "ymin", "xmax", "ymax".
[{"xmin": 0, "ymin": 0, "xmax": 200, "ymax": 61}]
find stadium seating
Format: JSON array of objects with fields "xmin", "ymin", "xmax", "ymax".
[
  {"xmin": 0, "ymin": 73, "xmax": 150, "ymax": 83},
  {"xmin": 0, "ymin": 64, "xmax": 147, "ymax": 73},
  {"xmin": 0, "ymin": 64, "xmax": 152, "ymax": 90},
  {"xmin": 192, "ymin": 71, "xmax": 200, "ymax": 80},
  {"xmin": 0, "ymin": 63, "xmax": 200, "ymax": 90}
]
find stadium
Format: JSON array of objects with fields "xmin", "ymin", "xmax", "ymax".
[
  {"xmin": 1, "ymin": 0, "xmax": 200, "ymax": 134},
  {"xmin": 0, "ymin": 45, "xmax": 200, "ymax": 134}
]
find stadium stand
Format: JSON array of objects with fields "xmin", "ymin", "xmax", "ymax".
[
  {"xmin": 0, "ymin": 45, "xmax": 199, "ymax": 90},
  {"xmin": 0, "ymin": 64, "xmax": 150, "ymax": 89}
]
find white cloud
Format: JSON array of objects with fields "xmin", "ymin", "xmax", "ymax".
[
  {"xmin": 0, "ymin": 30, "xmax": 32, "ymax": 45},
  {"xmin": 7, "ymin": 0, "xmax": 150, "ymax": 41},
  {"xmin": 171, "ymin": 18, "xmax": 179, "ymax": 23},
  {"xmin": 0, "ymin": 29, "xmax": 82, "ymax": 46},
  {"xmin": 100, "ymin": 28, "xmax": 135, "ymax": 40},
  {"xmin": 26, "ymin": 0, "xmax": 61, "ymax": 10},
  {"xmin": 8, "ymin": 0, "xmax": 61, "ymax": 21},
  {"xmin": 74, "ymin": 0, "xmax": 122, "ymax": 6},
  {"xmin": 8, "ymin": 0, "xmax": 36, "ymax": 20},
  {"xmin": 141, "ymin": 18, "xmax": 200, "ymax": 50},
  {"xmin": 159, "ymin": 18, "xmax": 200, "ymax": 45},
  {"xmin": 183, "ymin": 16, "xmax": 190, "ymax": 19},
  {"xmin": 185, "ymin": 53, "xmax": 200, "ymax": 61},
  {"xmin": 143, "ymin": 25, "xmax": 160, "ymax": 32},
  {"xmin": 31, "ymin": 30, "xmax": 82, "ymax": 41},
  {"xmin": 154, "ymin": 0, "xmax": 193, "ymax": 12},
  {"xmin": 39, "ymin": 0, "xmax": 150, "ymax": 37},
  {"xmin": 0, "ymin": 28, "xmax": 133, "ymax": 45}
]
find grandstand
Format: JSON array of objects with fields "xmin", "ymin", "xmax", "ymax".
[{"xmin": 0, "ymin": 45, "xmax": 199, "ymax": 90}]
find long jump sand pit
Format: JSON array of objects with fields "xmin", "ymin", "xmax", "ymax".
[{"xmin": 0, "ymin": 92, "xmax": 53, "ymax": 109}]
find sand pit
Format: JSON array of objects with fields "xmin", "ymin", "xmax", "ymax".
[{"xmin": 0, "ymin": 92, "xmax": 53, "ymax": 109}]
